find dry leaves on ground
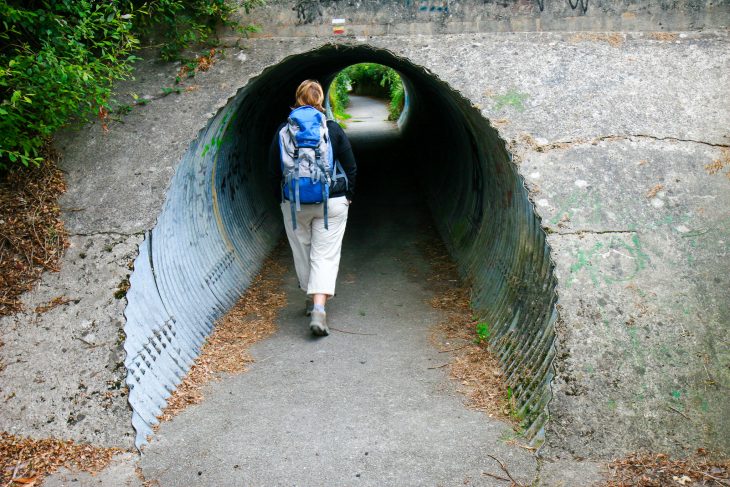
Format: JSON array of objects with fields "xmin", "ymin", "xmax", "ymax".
[
  {"xmin": 601, "ymin": 450, "xmax": 730, "ymax": 487},
  {"xmin": 0, "ymin": 148, "xmax": 69, "ymax": 316},
  {"xmin": 135, "ymin": 464, "xmax": 160, "ymax": 487},
  {"xmin": 569, "ymin": 32, "xmax": 624, "ymax": 47},
  {"xmin": 422, "ymin": 238, "xmax": 514, "ymax": 423},
  {"xmin": 34, "ymin": 295, "xmax": 78, "ymax": 314},
  {"xmin": 158, "ymin": 246, "xmax": 288, "ymax": 422},
  {"xmin": 705, "ymin": 148, "xmax": 730, "ymax": 180},
  {"xmin": 0, "ymin": 432, "xmax": 123, "ymax": 486},
  {"xmin": 450, "ymin": 345, "xmax": 513, "ymax": 419},
  {"xmin": 649, "ymin": 32, "xmax": 679, "ymax": 42},
  {"xmin": 646, "ymin": 184, "xmax": 664, "ymax": 199},
  {"xmin": 177, "ymin": 48, "xmax": 217, "ymax": 81}
]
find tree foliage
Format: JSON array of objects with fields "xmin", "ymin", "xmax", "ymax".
[
  {"xmin": 0, "ymin": 0, "xmax": 261, "ymax": 170},
  {"xmin": 131, "ymin": 0, "xmax": 263, "ymax": 61},
  {"xmin": 329, "ymin": 63, "xmax": 406, "ymax": 123},
  {"xmin": 328, "ymin": 70, "xmax": 351, "ymax": 125},
  {"xmin": 1, "ymin": 1, "xmax": 139, "ymax": 168}
]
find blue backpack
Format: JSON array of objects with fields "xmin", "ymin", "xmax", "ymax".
[{"xmin": 278, "ymin": 106, "xmax": 347, "ymax": 230}]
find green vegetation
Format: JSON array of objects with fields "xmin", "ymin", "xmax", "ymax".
[
  {"xmin": 1, "ymin": 1, "xmax": 139, "ymax": 168},
  {"xmin": 474, "ymin": 321, "xmax": 490, "ymax": 344},
  {"xmin": 328, "ymin": 63, "xmax": 405, "ymax": 125},
  {"xmin": 505, "ymin": 386, "xmax": 529, "ymax": 425},
  {"xmin": 0, "ymin": 0, "xmax": 262, "ymax": 170},
  {"xmin": 133, "ymin": 0, "xmax": 263, "ymax": 61},
  {"xmin": 491, "ymin": 88, "xmax": 529, "ymax": 113},
  {"xmin": 498, "ymin": 426, "xmax": 524, "ymax": 444},
  {"xmin": 328, "ymin": 70, "xmax": 352, "ymax": 127}
]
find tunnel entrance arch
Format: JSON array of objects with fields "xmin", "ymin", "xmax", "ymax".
[{"xmin": 123, "ymin": 44, "xmax": 558, "ymax": 450}]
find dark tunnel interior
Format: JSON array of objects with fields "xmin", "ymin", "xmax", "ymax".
[{"xmin": 123, "ymin": 44, "xmax": 558, "ymax": 448}]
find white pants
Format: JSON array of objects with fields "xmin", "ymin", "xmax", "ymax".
[{"xmin": 281, "ymin": 196, "xmax": 349, "ymax": 296}]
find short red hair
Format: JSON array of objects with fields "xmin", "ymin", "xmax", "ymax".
[{"xmin": 294, "ymin": 80, "xmax": 325, "ymax": 112}]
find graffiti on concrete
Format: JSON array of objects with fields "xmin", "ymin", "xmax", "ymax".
[
  {"xmin": 293, "ymin": 0, "xmax": 339, "ymax": 24},
  {"xmin": 568, "ymin": 0, "xmax": 589, "ymax": 13},
  {"xmin": 515, "ymin": 0, "xmax": 591, "ymax": 14},
  {"xmin": 294, "ymin": 0, "xmax": 591, "ymax": 25},
  {"xmin": 403, "ymin": 0, "xmax": 449, "ymax": 12},
  {"xmin": 478, "ymin": 0, "xmax": 546, "ymax": 13},
  {"xmin": 419, "ymin": 0, "xmax": 449, "ymax": 13}
]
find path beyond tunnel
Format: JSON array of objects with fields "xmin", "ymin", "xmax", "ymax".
[{"xmin": 123, "ymin": 44, "xmax": 558, "ymax": 450}]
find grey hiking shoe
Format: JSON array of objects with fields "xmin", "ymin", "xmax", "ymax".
[
  {"xmin": 305, "ymin": 297, "xmax": 314, "ymax": 316},
  {"xmin": 309, "ymin": 310, "xmax": 329, "ymax": 336}
]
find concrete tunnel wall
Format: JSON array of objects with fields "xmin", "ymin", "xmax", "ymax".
[{"xmin": 124, "ymin": 44, "xmax": 558, "ymax": 449}]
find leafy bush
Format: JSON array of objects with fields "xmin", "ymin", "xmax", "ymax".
[
  {"xmin": 328, "ymin": 70, "xmax": 351, "ymax": 125},
  {"xmin": 1, "ymin": 1, "xmax": 140, "ymax": 169},
  {"xmin": 344, "ymin": 63, "xmax": 390, "ymax": 98},
  {"xmin": 379, "ymin": 66, "xmax": 405, "ymax": 121},
  {"xmin": 0, "ymin": 0, "xmax": 263, "ymax": 171},
  {"xmin": 130, "ymin": 0, "xmax": 263, "ymax": 61}
]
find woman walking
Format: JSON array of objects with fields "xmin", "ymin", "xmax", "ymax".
[{"xmin": 269, "ymin": 80, "xmax": 357, "ymax": 336}]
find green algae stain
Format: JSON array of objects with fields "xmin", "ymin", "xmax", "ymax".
[
  {"xmin": 222, "ymin": 129, "xmax": 235, "ymax": 144},
  {"xmin": 451, "ymin": 216, "xmax": 471, "ymax": 245},
  {"xmin": 492, "ymin": 89, "xmax": 530, "ymax": 112},
  {"xmin": 567, "ymin": 241, "xmax": 603, "ymax": 287},
  {"xmin": 549, "ymin": 190, "xmax": 603, "ymax": 225},
  {"xmin": 567, "ymin": 234, "xmax": 650, "ymax": 288}
]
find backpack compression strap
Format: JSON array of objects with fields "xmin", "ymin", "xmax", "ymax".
[
  {"xmin": 289, "ymin": 147, "xmax": 300, "ymax": 230},
  {"xmin": 315, "ymin": 147, "xmax": 329, "ymax": 230},
  {"xmin": 332, "ymin": 160, "xmax": 348, "ymax": 191}
]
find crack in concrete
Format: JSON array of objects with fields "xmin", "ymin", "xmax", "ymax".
[
  {"xmin": 547, "ymin": 228, "xmax": 637, "ymax": 236},
  {"xmin": 523, "ymin": 134, "xmax": 730, "ymax": 152},
  {"xmin": 629, "ymin": 134, "xmax": 730, "ymax": 148},
  {"xmin": 69, "ymin": 231, "xmax": 145, "ymax": 238}
]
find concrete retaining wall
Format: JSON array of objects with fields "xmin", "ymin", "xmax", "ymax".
[{"xmin": 227, "ymin": 0, "xmax": 730, "ymax": 38}]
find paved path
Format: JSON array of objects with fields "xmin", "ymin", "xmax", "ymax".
[
  {"xmin": 343, "ymin": 95, "xmax": 399, "ymax": 135},
  {"xmin": 140, "ymin": 97, "xmax": 535, "ymax": 486}
]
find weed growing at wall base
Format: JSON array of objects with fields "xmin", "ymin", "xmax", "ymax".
[{"xmin": 475, "ymin": 321, "xmax": 491, "ymax": 343}]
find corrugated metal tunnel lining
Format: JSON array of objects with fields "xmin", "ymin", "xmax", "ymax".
[{"xmin": 124, "ymin": 44, "xmax": 558, "ymax": 449}]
